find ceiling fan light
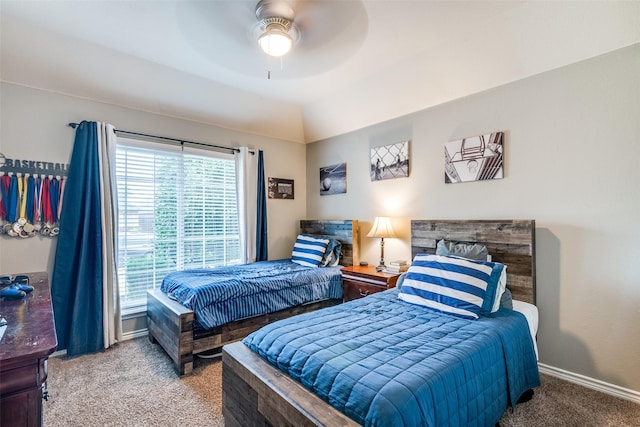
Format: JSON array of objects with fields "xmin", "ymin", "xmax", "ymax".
[{"xmin": 258, "ymin": 26, "xmax": 293, "ymax": 57}]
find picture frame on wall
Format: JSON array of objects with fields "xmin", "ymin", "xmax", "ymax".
[
  {"xmin": 320, "ymin": 163, "xmax": 347, "ymax": 196},
  {"xmin": 268, "ymin": 177, "xmax": 294, "ymax": 199},
  {"xmin": 370, "ymin": 140, "xmax": 410, "ymax": 181},
  {"xmin": 444, "ymin": 131, "xmax": 504, "ymax": 184}
]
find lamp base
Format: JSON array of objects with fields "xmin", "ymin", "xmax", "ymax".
[{"xmin": 376, "ymin": 236, "xmax": 386, "ymax": 272}]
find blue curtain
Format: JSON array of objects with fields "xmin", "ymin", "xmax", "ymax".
[
  {"xmin": 255, "ymin": 150, "xmax": 268, "ymax": 261},
  {"xmin": 51, "ymin": 121, "xmax": 104, "ymax": 356}
]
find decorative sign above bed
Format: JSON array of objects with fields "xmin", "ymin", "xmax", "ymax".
[
  {"xmin": 370, "ymin": 140, "xmax": 410, "ymax": 181},
  {"xmin": 268, "ymin": 177, "xmax": 294, "ymax": 199},
  {"xmin": 444, "ymin": 132, "xmax": 504, "ymax": 183},
  {"xmin": 319, "ymin": 163, "xmax": 347, "ymax": 196}
]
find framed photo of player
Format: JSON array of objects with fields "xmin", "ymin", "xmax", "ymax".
[{"xmin": 370, "ymin": 141, "xmax": 410, "ymax": 181}]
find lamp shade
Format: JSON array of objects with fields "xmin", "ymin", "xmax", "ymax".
[{"xmin": 367, "ymin": 217, "xmax": 396, "ymax": 239}]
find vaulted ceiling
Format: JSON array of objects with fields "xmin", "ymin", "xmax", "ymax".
[{"xmin": 2, "ymin": 1, "xmax": 639, "ymax": 143}]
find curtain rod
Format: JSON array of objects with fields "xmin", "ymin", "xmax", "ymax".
[{"xmin": 67, "ymin": 123, "xmax": 248, "ymax": 154}]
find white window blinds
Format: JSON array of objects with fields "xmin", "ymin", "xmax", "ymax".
[{"xmin": 115, "ymin": 140, "xmax": 240, "ymax": 309}]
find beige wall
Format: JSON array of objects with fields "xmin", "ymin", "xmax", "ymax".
[
  {"xmin": 306, "ymin": 44, "xmax": 640, "ymax": 392},
  {"xmin": 0, "ymin": 82, "xmax": 306, "ymax": 275}
]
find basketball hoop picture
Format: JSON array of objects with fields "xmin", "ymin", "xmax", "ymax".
[{"xmin": 445, "ymin": 132, "xmax": 504, "ymax": 183}]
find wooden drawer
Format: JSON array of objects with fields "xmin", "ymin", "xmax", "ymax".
[
  {"xmin": 343, "ymin": 280, "xmax": 388, "ymax": 301},
  {"xmin": 0, "ymin": 362, "xmax": 40, "ymax": 396},
  {"xmin": 341, "ymin": 265, "xmax": 400, "ymax": 302}
]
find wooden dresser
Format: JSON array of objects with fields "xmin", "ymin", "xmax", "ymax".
[
  {"xmin": 0, "ymin": 272, "xmax": 57, "ymax": 427},
  {"xmin": 341, "ymin": 265, "xmax": 400, "ymax": 302}
]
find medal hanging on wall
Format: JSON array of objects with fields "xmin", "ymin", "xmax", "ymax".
[
  {"xmin": 14, "ymin": 174, "xmax": 33, "ymax": 238},
  {"xmin": 41, "ymin": 176, "xmax": 52, "ymax": 236},
  {"xmin": 21, "ymin": 175, "xmax": 36, "ymax": 237},
  {"xmin": 4, "ymin": 174, "xmax": 18, "ymax": 236},
  {"xmin": 49, "ymin": 177, "xmax": 60, "ymax": 237},
  {"xmin": 0, "ymin": 174, "xmax": 11, "ymax": 235},
  {"xmin": 34, "ymin": 175, "xmax": 43, "ymax": 233},
  {"xmin": 0, "ymin": 173, "xmax": 65, "ymax": 239}
]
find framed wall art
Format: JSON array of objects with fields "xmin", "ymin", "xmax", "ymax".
[
  {"xmin": 370, "ymin": 140, "xmax": 410, "ymax": 181},
  {"xmin": 444, "ymin": 132, "xmax": 504, "ymax": 183},
  {"xmin": 268, "ymin": 177, "xmax": 294, "ymax": 199},
  {"xmin": 319, "ymin": 163, "xmax": 347, "ymax": 196}
]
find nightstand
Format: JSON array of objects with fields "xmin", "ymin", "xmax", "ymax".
[{"xmin": 341, "ymin": 265, "xmax": 400, "ymax": 302}]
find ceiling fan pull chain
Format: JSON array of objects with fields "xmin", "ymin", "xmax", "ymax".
[{"xmin": 265, "ymin": 52, "xmax": 272, "ymax": 80}]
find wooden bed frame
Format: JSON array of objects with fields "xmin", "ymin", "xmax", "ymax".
[
  {"xmin": 222, "ymin": 219, "xmax": 536, "ymax": 426},
  {"xmin": 147, "ymin": 219, "xmax": 359, "ymax": 375}
]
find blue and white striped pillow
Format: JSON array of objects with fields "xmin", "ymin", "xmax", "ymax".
[
  {"xmin": 291, "ymin": 234, "xmax": 330, "ymax": 267},
  {"xmin": 398, "ymin": 254, "xmax": 505, "ymax": 319}
]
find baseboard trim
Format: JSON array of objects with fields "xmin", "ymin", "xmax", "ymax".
[
  {"xmin": 538, "ymin": 363, "xmax": 640, "ymax": 404},
  {"xmin": 122, "ymin": 328, "xmax": 148, "ymax": 341}
]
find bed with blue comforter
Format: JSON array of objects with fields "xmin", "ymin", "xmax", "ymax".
[
  {"xmin": 243, "ymin": 288, "xmax": 540, "ymax": 426},
  {"xmin": 161, "ymin": 259, "xmax": 343, "ymax": 330},
  {"xmin": 148, "ymin": 219, "xmax": 358, "ymax": 375}
]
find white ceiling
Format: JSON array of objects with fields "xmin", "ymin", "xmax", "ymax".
[{"xmin": 1, "ymin": 1, "xmax": 639, "ymax": 143}]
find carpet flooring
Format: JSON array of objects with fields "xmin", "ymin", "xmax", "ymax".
[{"xmin": 44, "ymin": 337, "xmax": 640, "ymax": 426}]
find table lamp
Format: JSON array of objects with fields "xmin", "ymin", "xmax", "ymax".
[{"xmin": 367, "ymin": 216, "xmax": 396, "ymax": 271}]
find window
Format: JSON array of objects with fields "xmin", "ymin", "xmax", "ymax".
[{"xmin": 115, "ymin": 139, "xmax": 240, "ymax": 312}]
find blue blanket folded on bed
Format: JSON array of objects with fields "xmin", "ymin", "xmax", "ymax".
[
  {"xmin": 243, "ymin": 289, "xmax": 540, "ymax": 427},
  {"xmin": 161, "ymin": 260, "xmax": 343, "ymax": 330}
]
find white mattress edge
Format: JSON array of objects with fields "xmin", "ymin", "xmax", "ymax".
[{"xmin": 512, "ymin": 300, "xmax": 539, "ymax": 360}]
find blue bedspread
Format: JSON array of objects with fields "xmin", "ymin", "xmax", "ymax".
[
  {"xmin": 161, "ymin": 260, "xmax": 343, "ymax": 330},
  {"xmin": 243, "ymin": 288, "xmax": 540, "ymax": 427}
]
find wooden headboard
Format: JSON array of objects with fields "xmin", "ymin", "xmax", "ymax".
[
  {"xmin": 411, "ymin": 220, "xmax": 536, "ymax": 304},
  {"xmin": 300, "ymin": 220, "xmax": 359, "ymax": 267}
]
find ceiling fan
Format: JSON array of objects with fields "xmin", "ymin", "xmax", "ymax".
[
  {"xmin": 254, "ymin": 0, "xmax": 299, "ymax": 57},
  {"xmin": 176, "ymin": 0, "xmax": 368, "ymax": 79}
]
